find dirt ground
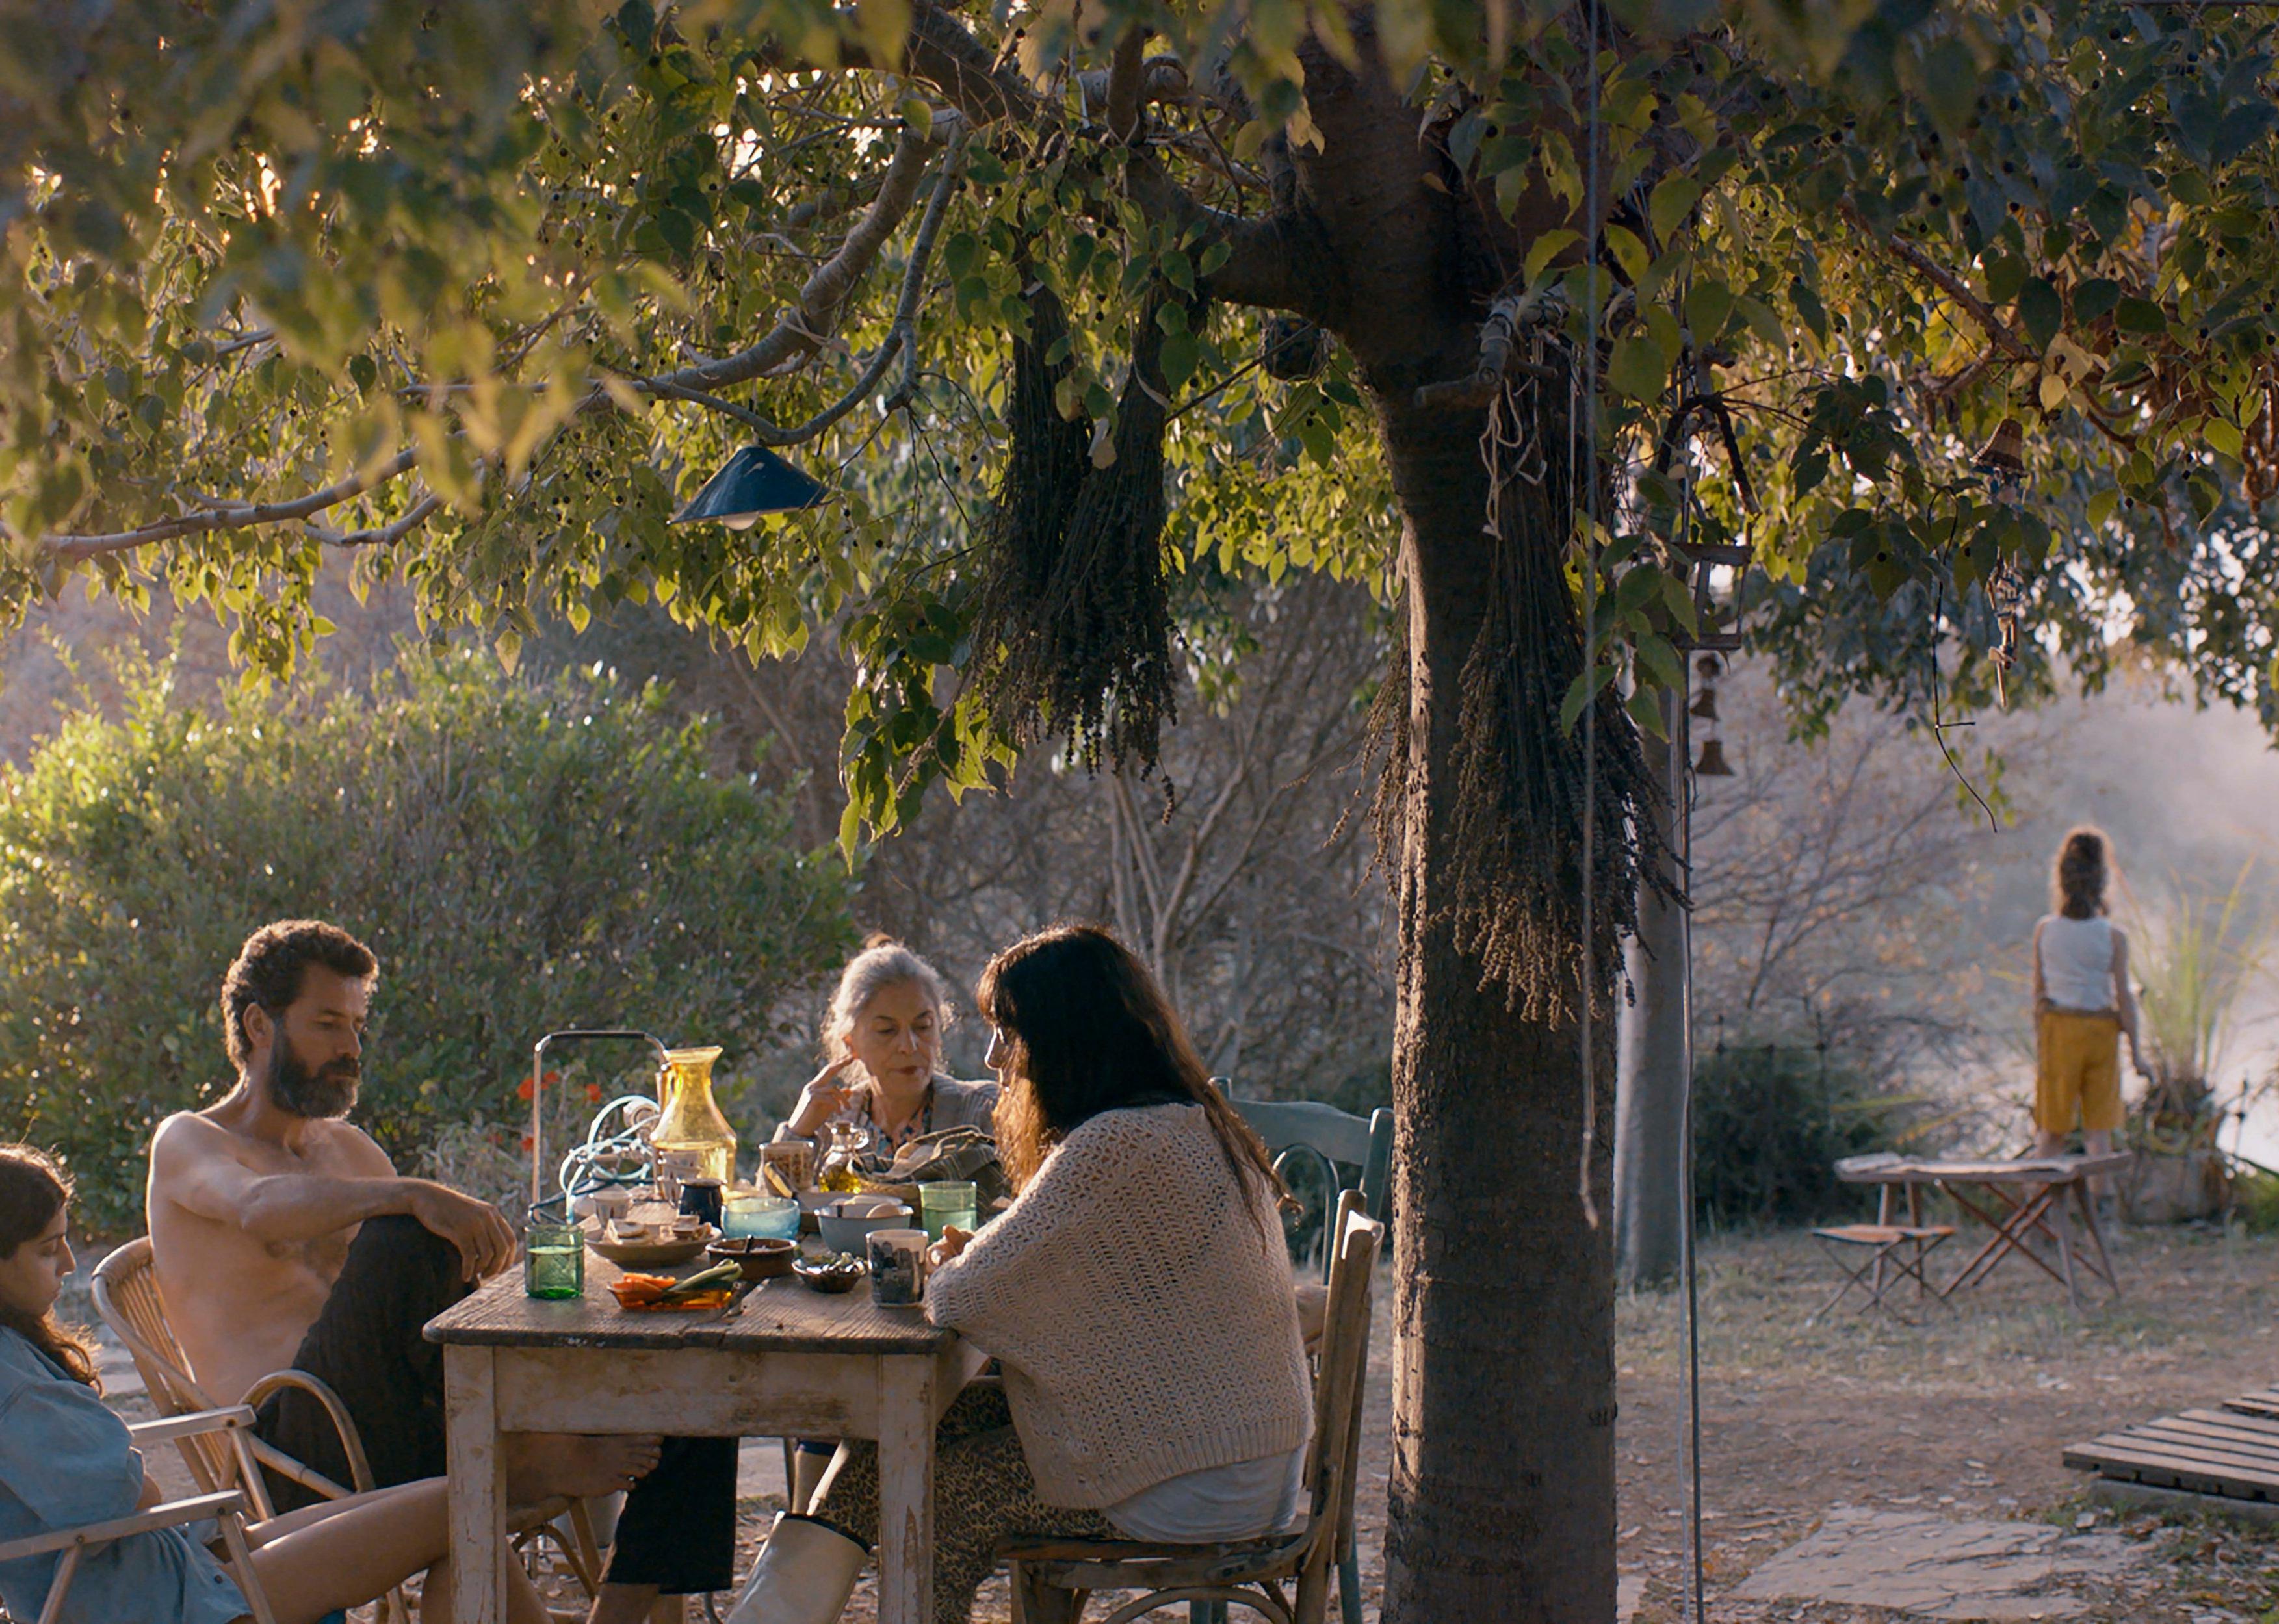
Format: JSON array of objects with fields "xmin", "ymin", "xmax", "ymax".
[
  {"xmin": 1615, "ymin": 1220, "xmax": 2279, "ymax": 1623},
  {"xmin": 112, "ymin": 1219, "xmax": 2279, "ymax": 1621},
  {"xmin": 824, "ymin": 1221, "xmax": 2279, "ymax": 1622}
]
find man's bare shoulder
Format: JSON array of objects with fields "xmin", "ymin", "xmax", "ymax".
[
  {"xmin": 150, "ymin": 1108, "xmax": 393, "ymax": 1179},
  {"xmin": 322, "ymin": 1118, "xmax": 397, "ymax": 1176},
  {"xmin": 150, "ymin": 1108, "xmax": 238, "ymax": 1166}
]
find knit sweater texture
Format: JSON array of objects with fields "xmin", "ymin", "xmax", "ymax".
[{"xmin": 924, "ymin": 1101, "xmax": 1313, "ymax": 1508}]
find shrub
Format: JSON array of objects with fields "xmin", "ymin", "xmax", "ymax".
[
  {"xmin": 1690, "ymin": 1040, "xmax": 1927, "ymax": 1227},
  {"xmin": 0, "ymin": 648, "xmax": 855, "ymax": 1231}
]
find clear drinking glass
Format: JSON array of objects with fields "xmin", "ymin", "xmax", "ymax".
[
  {"xmin": 524, "ymin": 1219, "xmax": 585, "ymax": 1300},
  {"xmin": 918, "ymin": 1180, "xmax": 979, "ymax": 1243}
]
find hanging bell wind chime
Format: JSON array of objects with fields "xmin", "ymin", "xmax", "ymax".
[
  {"xmin": 1690, "ymin": 652, "xmax": 1734, "ymax": 777},
  {"xmin": 1973, "ymin": 417, "xmax": 2029, "ymax": 707}
]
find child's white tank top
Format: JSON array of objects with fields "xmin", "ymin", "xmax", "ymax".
[{"xmin": 2038, "ymin": 914, "xmax": 2116, "ymax": 1012}]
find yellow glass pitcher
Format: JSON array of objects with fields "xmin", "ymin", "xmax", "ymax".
[{"xmin": 650, "ymin": 1045, "xmax": 738, "ymax": 1187}]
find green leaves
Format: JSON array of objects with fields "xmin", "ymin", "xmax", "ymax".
[
  {"xmin": 2018, "ymin": 278, "xmax": 2063, "ymax": 354},
  {"xmin": 1607, "ymin": 335, "xmax": 1671, "ymax": 400}
]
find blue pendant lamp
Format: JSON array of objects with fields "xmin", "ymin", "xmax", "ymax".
[{"xmin": 673, "ymin": 446, "xmax": 827, "ymax": 530}]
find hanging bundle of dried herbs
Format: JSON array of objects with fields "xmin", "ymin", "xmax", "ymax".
[
  {"xmin": 1440, "ymin": 369, "xmax": 1677, "ymax": 1022},
  {"xmin": 972, "ymin": 279, "xmax": 1187, "ymax": 778},
  {"xmin": 975, "ymin": 271, "xmax": 1091, "ymax": 608}
]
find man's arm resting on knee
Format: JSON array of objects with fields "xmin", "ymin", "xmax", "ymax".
[{"xmin": 150, "ymin": 1118, "xmax": 517, "ymax": 1279}]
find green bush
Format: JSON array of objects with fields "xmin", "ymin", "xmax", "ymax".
[
  {"xmin": 2233, "ymin": 1166, "xmax": 2279, "ymax": 1233},
  {"xmin": 0, "ymin": 648, "xmax": 855, "ymax": 1231},
  {"xmin": 1690, "ymin": 1040, "xmax": 1924, "ymax": 1227}
]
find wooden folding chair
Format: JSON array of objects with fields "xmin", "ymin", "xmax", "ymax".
[
  {"xmin": 1806, "ymin": 1223, "xmax": 1956, "ymax": 1325},
  {"xmin": 1001, "ymin": 1191, "xmax": 1383, "ymax": 1624},
  {"xmin": 92, "ymin": 1238, "xmax": 603, "ymax": 1618},
  {"xmin": 0, "ymin": 1405, "xmax": 278, "ymax": 1624}
]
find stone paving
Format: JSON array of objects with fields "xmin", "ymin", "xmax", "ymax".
[{"xmin": 1725, "ymin": 1506, "xmax": 2144, "ymax": 1621}]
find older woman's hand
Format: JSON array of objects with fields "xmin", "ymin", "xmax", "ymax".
[
  {"xmin": 928, "ymin": 1225, "xmax": 974, "ymax": 1270},
  {"xmin": 786, "ymin": 1055, "xmax": 860, "ymax": 1138}
]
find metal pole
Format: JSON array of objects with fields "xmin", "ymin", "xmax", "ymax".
[{"xmin": 527, "ymin": 1029, "xmax": 669, "ymax": 1213}]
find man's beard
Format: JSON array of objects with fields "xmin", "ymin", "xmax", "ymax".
[{"xmin": 268, "ymin": 1038, "xmax": 359, "ymax": 1120}]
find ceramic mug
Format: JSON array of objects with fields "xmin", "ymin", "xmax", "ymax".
[{"xmin": 866, "ymin": 1227, "xmax": 930, "ymax": 1306}]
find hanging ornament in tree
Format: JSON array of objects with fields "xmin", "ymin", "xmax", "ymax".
[
  {"xmin": 672, "ymin": 446, "xmax": 826, "ymax": 529},
  {"xmin": 1986, "ymin": 560, "xmax": 2028, "ymax": 707},
  {"xmin": 1690, "ymin": 652, "xmax": 1734, "ymax": 777},
  {"xmin": 1972, "ymin": 417, "xmax": 2027, "ymax": 498}
]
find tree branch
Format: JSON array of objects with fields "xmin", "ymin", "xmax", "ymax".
[
  {"xmin": 1079, "ymin": 54, "xmax": 1190, "ymax": 129},
  {"xmin": 1842, "ymin": 203, "xmax": 2033, "ymax": 363},
  {"xmin": 304, "ymin": 490, "xmax": 443, "ymax": 548},
  {"xmin": 31, "ymin": 449, "xmax": 420, "ymax": 563},
  {"xmin": 649, "ymin": 117, "xmax": 956, "ymax": 400},
  {"xmin": 1102, "ymin": 26, "xmax": 1149, "ymax": 144},
  {"xmin": 1414, "ymin": 285, "xmax": 1563, "ymax": 410},
  {"xmin": 31, "ymin": 131, "xmax": 976, "ymax": 561}
]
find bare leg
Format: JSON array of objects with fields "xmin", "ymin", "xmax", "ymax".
[
  {"xmin": 237, "ymin": 1476, "xmax": 551, "ymax": 1624},
  {"xmin": 792, "ymin": 1446, "xmax": 833, "ymax": 1515},
  {"xmin": 415, "ymin": 1542, "xmax": 556, "ymax": 1624},
  {"xmin": 506, "ymin": 1432, "xmax": 664, "ymax": 1502},
  {"xmin": 586, "ymin": 1581, "xmax": 662, "ymax": 1623},
  {"xmin": 2033, "ymin": 1128, "xmax": 2068, "ymax": 1157},
  {"xmin": 2083, "ymin": 1128, "xmax": 2116, "ymax": 1202}
]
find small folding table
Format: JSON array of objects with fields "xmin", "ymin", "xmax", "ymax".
[{"xmin": 1834, "ymin": 1150, "xmax": 2131, "ymax": 1311}]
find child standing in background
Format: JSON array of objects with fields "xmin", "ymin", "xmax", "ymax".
[{"xmin": 2031, "ymin": 825, "xmax": 2149, "ymax": 1159}]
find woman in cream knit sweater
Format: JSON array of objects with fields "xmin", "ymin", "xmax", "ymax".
[{"xmin": 725, "ymin": 924, "xmax": 1314, "ymax": 1624}]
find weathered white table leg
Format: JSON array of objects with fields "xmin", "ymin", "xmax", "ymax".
[
  {"xmin": 444, "ymin": 1343, "xmax": 507, "ymax": 1624},
  {"xmin": 875, "ymin": 1357, "xmax": 937, "ymax": 1624}
]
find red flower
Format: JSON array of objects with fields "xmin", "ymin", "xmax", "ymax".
[
  {"xmin": 516, "ymin": 1076, "xmax": 535, "ymax": 1101},
  {"xmin": 584, "ymin": 1082, "xmax": 604, "ymax": 1103},
  {"xmin": 519, "ymin": 1133, "xmax": 534, "ymax": 1152},
  {"xmin": 543, "ymin": 1070, "xmax": 562, "ymax": 1086}
]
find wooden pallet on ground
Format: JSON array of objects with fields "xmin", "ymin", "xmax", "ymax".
[{"xmin": 2065, "ymin": 1395, "xmax": 2279, "ymax": 1504}]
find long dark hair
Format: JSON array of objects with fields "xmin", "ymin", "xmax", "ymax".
[
  {"xmin": 0, "ymin": 1145, "xmax": 97, "ymax": 1387},
  {"xmin": 978, "ymin": 924, "xmax": 1285, "ymax": 1213},
  {"xmin": 2051, "ymin": 826, "xmax": 2110, "ymax": 920}
]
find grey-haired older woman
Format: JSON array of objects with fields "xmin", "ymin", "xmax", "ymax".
[
  {"xmin": 775, "ymin": 935, "xmax": 997, "ymax": 1160},
  {"xmin": 775, "ymin": 936, "xmax": 996, "ymax": 1509}
]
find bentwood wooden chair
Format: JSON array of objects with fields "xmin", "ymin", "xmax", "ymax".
[
  {"xmin": 1229, "ymin": 1093, "xmax": 1390, "ymax": 1624},
  {"xmin": 1000, "ymin": 1192, "xmax": 1383, "ymax": 1624},
  {"xmin": 92, "ymin": 1238, "xmax": 603, "ymax": 1620},
  {"xmin": 0, "ymin": 1405, "xmax": 278, "ymax": 1624}
]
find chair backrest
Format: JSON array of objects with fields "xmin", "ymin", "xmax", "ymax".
[
  {"xmin": 1294, "ymin": 1190, "xmax": 1381, "ymax": 1617},
  {"xmin": 90, "ymin": 1239, "xmax": 246, "ymax": 1501},
  {"xmin": 1228, "ymin": 1094, "xmax": 1392, "ymax": 1280}
]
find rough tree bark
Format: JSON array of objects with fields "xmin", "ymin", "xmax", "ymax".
[
  {"xmin": 1380, "ymin": 387, "xmax": 1620, "ymax": 1623},
  {"xmin": 1271, "ymin": 31, "xmax": 1620, "ymax": 1624},
  {"xmin": 1615, "ymin": 686, "xmax": 1689, "ymax": 1288},
  {"xmin": 912, "ymin": 8, "xmax": 1628, "ymax": 1615}
]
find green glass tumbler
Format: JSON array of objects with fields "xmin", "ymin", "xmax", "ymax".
[
  {"xmin": 918, "ymin": 1180, "xmax": 979, "ymax": 1243},
  {"xmin": 525, "ymin": 1219, "xmax": 585, "ymax": 1300}
]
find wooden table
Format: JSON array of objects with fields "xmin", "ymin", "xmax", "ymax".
[
  {"xmin": 1835, "ymin": 1151, "xmax": 2131, "ymax": 1310},
  {"xmin": 425, "ymin": 1255, "xmax": 988, "ymax": 1624}
]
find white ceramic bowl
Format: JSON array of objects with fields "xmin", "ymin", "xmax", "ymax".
[{"xmin": 816, "ymin": 1198, "xmax": 913, "ymax": 1257}]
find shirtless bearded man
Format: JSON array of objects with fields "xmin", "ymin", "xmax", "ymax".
[{"xmin": 148, "ymin": 920, "xmax": 741, "ymax": 1623}]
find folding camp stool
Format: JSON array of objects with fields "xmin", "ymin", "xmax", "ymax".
[{"xmin": 1806, "ymin": 1224, "xmax": 1956, "ymax": 1324}]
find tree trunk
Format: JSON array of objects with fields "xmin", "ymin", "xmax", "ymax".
[
  {"xmin": 1615, "ymin": 684, "xmax": 1689, "ymax": 1288},
  {"xmin": 1376, "ymin": 387, "xmax": 1618, "ymax": 1624}
]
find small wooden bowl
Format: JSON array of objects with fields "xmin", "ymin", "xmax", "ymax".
[
  {"xmin": 792, "ymin": 1256, "xmax": 865, "ymax": 1294},
  {"xmin": 588, "ymin": 1222, "xmax": 714, "ymax": 1269},
  {"xmin": 707, "ymin": 1236, "xmax": 797, "ymax": 1281}
]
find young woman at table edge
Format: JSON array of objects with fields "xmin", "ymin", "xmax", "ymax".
[
  {"xmin": 726, "ymin": 923, "xmax": 1320, "ymax": 1624},
  {"xmin": 2029, "ymin": 826, "xmax": 2149, "ymax": 1163},
  {"xmin": 0, "ymin": 1143, "xmax": 603, "ymax": 1624}
]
